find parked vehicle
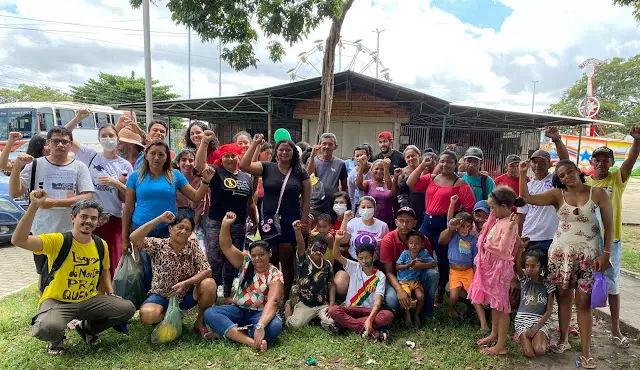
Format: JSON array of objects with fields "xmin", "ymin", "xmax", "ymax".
[{"xmin": 0, "ymin": 175, "xmax": 25, "ymax": 244}]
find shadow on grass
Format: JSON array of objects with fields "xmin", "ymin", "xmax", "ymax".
[{"xmin": 0, "ymin": 284, "xmax": 525, "ymax": 370}]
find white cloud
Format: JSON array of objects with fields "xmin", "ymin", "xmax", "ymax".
[{"xmin": 0, "ymin": 0, "xmax": 638, "ymax": 115}]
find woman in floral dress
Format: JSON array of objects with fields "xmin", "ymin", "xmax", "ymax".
[{"xmin": 519, "ymin": 159, "xmax": 613, "ymax": 369}]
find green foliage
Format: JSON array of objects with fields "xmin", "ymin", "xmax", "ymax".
[
  {"xmin": 70, "ymin": 71, "xmax": 179, "ymax": 106},
  {"xmin": 130, "ymin": 0, "xmax": 346, "ymax": 71},
  {"xmin": 547, "ymin": 55, "xmax": 640, "ymax": 133},
  {"xmin": 613, "ymin": 0, "xmax": 640, "ymax": 21},
  {"xmin": 0, "ymin": 84, "xmax": 71, "ymax": 103}
]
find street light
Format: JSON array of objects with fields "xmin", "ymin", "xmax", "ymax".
[{"xmin": 531, "ymin": 80, "xmax": 539, "ymax": 112}]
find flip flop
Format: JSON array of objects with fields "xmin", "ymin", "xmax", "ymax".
[
  {"xmin": 376, "ymin": 328, "xmax": 394, "ymax": 344},
  {"xmin": 569, "ymin": 325, "xmax": 579, "ymax": 336},
  {"xmin": 75, "ymin": 321, "xmax": 101, "ymax": 346},
  {"xmin": 579, "ymin": 356, "xmax": 596, "ymax": 369},
  {"xmin": 612, "ymin": 336, "xmax": 631, "ymax": 348},
  {"xmin": 46, "ymin": 337, "xmax": 66, "ymax": 356},
  {"xmin": 551, "ymin": 342, "xmax": 571, "ymax": 354}
]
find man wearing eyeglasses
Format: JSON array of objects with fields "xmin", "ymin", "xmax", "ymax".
[{"xmin": 9, "ymin": 126, "xmax": 95, "ymax": 293}]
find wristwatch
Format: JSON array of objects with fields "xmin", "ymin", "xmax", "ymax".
[
  {"xmin": 255, "ymin": 323, "xmax": 264, "ymax": 330},
  {"xmin": 552, "ymin": 137, "xmax": 561, "ymax": 143}
]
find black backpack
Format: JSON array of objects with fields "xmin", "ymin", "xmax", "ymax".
[{"xmin": 41, "ymin": 232, "xmax": 106, "ymax": 291}]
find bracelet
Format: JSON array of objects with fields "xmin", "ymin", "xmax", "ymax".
[
  {"xmin": 202, "ymin": 180, "xmax": 210, "ymax": 184},
  {"xmin": 551, "ymin": 137, "xmax": 561, "ymax": 143},
  {"xmin": 603, "ymin": 250, "xmax": 611, "ymax": 254}
]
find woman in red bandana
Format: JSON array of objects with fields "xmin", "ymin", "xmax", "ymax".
[{"xmin": 204, "ymin": 142, "xmax": 259, "ymax": 304}]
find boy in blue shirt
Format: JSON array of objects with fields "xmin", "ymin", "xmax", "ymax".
[
  {"xmin": 396, "ymin": 230, "xmax": 436, "ymax": 328},
  {"xmin": 440, "ymin": 195, "xmax": 483, "ymax": 330}
]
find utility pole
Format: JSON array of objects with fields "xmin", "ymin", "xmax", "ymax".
[
  {"xmin": 188, "ymin": 27, "xmax": 191, "ymax": 99},
  {"xmin": 218, "ymin": 40, "xmax": 222, "ymax": 97},
  {"xmin": 142, "ymin": 0, "xmax": 153, "ymax": 126},
  {"xmin": 372, "ymin": 28, "xmax": 386, "ymax": 79},
  {"xmin": 531, "ymin": 80, "xmax": 538, "ymax": 112}
]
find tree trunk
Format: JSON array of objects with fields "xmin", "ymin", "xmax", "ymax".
[{"xmin": 315, "ymin": 0, "xmax": 355, "ymax": 143}]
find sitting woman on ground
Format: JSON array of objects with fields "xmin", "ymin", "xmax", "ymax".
[
  {"xmin": 204, "ymin": 212, "xmax": 284, "ymax": 351},
  {"xmin": 123, "ymin": 141, "xmax": 214, "ymax": 292},
  {"xmin": 130, "ymin": 211, "xmax": 217, "ymax": 338},
  {"xmin": 329, "ymin": 230, "xmax": 393, "ymax": 342},
  {"xmin": 66, "ymin": 110, "xmax": 133, "ymax": 278},
  {"xmin": 356, "ymin": 158, "xmax": 394, "ymax": 229}
]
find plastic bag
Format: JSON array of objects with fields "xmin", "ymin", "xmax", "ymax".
[
  {"xmin": 151, "ymin": 297, "xmax": 183, "ymax": 344},
  {"xmin": 309, "ymin": 174, "xmax": 326, "ymax": 210},
  {"xmin": 113, "ymin": 254, "xmax": 145, "ymax": 309},
  {"xmin": 591, "ymin": 271, "xmax": 608, "ymax": 309}
]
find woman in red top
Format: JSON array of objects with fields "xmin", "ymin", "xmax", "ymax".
[{"xmin": 406, "ymin": 149, "xmax": 475, "ymax": 304}]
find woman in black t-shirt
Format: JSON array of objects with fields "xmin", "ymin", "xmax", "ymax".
[
  {"xmin": 240, "ymin": 134, "xmax": 310, "ymax": 301},
  {"xmin": 205, "ymin": 143, "xmax": 259, "ymax": 303}
]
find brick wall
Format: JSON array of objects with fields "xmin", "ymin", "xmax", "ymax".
[{"xmin": 293, "ymin": 89, "xmax": 409, "ymax": 119}]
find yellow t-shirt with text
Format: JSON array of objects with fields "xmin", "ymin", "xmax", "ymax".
[
  {"xmin": 586, "ymin": 170, "xmax": 627, "ymax": 240},
  {"xmin": 35, "ymin": 233, "xmax": 109, "ymax": 306}
]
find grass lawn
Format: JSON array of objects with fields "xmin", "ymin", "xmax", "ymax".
[
  {"xmin": 621, "ymin": 225, "xmax": 640, "ymax": 273},
  {"xmin": 0, "ymin": 285, "xmax": 524, "ymax": 370}
]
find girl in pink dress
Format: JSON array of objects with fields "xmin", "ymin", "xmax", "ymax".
[{"xmin": 468, "ymin": 187, "xmax": 523, "ymax": 355}]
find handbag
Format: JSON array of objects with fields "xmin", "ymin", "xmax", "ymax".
[
  {"xmin": 590, "ymin": 271, "xmax": 608, "ymax": 309},
  {"xmin": 259, "ymin": 167, "xmax": 292, "ymax": 241}
]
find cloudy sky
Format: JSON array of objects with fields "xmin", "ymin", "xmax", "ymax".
[{"xmin": 0, "ymin": 0, "xmax": 638, "ymax": 113}]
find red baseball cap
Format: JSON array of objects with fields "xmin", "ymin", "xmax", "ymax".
[{"xmin": 378, "ymin": 131, "xmax": 393, "ymax": 140}]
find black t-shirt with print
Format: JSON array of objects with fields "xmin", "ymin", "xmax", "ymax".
[
  {"xmin": 374, "ymin": 150, "xmax": 407, "ymax": 173},
  {"xmin": 261, "ymin": 162, "xmax": 309, "ymax": 217},
  {"xmin": 296, "ymin": 251, "xmax": 333, "ymax": 307},
  {"xmin": 208, "ymin": 166, "xmax": 253, "ymax": 223}
]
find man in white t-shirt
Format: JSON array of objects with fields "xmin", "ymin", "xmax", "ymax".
[
  {"xmin": 517, "ymin": 127, "xmax": 569, "ymax": 251},
  {"xmin": 9, "ymin": 126, "xmax": 94, "ymax": 291}
]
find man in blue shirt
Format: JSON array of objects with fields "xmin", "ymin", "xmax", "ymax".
[{"xmin": 461, "ymin": 146, "xmax": 495, "ymax": 202}]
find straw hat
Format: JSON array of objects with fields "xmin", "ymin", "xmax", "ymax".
[{"xmin": 118, "ymin": 127, "xmax": 144, "ymax": 148}]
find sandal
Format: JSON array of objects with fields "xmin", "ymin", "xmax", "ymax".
[
  {"xmin": 75, "ymin": 321, "xmax": 101, "ymax": 346},
  {"xmin": 551, "ymin": 342, "xmax": 572, "ymax": 354},
  {"xmin": 376, "ymin": 328, "xmax": 394, "ymax": 344},
  {"xmin": 612, "ymin": 336, "xmax": 631, "ymax": 348},
  {"xmin": 569, "ymin": 325, "xmax": 579, "ymax": 336},
  {"xmin": 579, "ymin": 356, "xmax": 597, "ymax": 369},
  {"xmin": 194, "ymin": 326, "xmax": 218, "ymax": 339},
  {"xmin": 328, "ymin": 323, "xmax": 342, "ymax": 336},
  {"xmin": 46, "ymin": 338, "xmax": 66, "ymax": 356}
]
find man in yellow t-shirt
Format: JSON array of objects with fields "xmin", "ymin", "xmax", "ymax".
[
  {"xmin": 11, "ymin": 189, "xmax": 135, "ymax": 355},
  {"xmin": 586, "ymin": 126, "xmax": 640, "ymax": 349}
]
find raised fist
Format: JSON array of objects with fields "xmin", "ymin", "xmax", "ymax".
[
  {"xmin": 630, "ymin": 126, "xmax": 640, "ymax": 141},
  {"xmin": 76, "ymin": 109, "xmax": 91, "ymax": 120},
  {"xmin": 394, "ymin": 168, "xmax": 403, "ymax": 178},
  {"xmin": 16, "ymin": 153, "xmax": 33, "ymax": 165},
  {"xmin": 544, "ymin": 127, "xmax": 560, "ymax": 141},
  {"xmin": 203, "ymin": 130, "xmax": 217, "ymax": 144},
  {"xmin": 29, "ymin": 189, "xmax": 48, "ymax": 208},
  {"xmin": 252, "ymin": 134, "xmax": 264, "ymax": 145},
  {"xmin": 519, "ymin": 161, "xmax": 529, "ymax": 173},
  {"xmin": 222, "ymin": 212, "xmax": 237, "ymax": 226},
  {"xmin": 159, "ymin": 211, "xmax": 175, "ymax": 224},
  {"xmin": 201, "ymin": 166, "xmax": 215, "ymax": 182},
  {"xmin": 8, "ymin": 132, "xmax": 22, "ymax": 142},
  {"xmin": 450, "ymin": 195, "xmax": 459, "ymax": 204}
]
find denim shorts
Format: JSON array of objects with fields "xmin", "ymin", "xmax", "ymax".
[
  {"xmin": 599, "ymin": 239, "xmax": 622, "ymax": 295},
  {"xmin": 142, "ymin": 287, "xmax": 198, "ymax": 311}
]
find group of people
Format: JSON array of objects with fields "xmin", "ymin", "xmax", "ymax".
[{"xmin": 5, "ymin": 112, "xmax": 638, "ymax": 368}]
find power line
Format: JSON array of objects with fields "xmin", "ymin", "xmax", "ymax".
[{"xmin": 0, "ymin": 25, "xmax": 189, "ymax": 37}]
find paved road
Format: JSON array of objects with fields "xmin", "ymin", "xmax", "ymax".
[
  {"xmin": 597, "ymin": 273, "xmax": 640, "ymax": 331},
  {"xmin": 0, "ymin": 245, "xmax": 38, "ymax": 298},
  {"xmin": 622, "ymin": 178, "xmax": 640, "ymax": 225}
]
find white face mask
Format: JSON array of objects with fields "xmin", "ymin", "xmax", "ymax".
[
  {"xmin": 100, "ymin": 138, "xmax": 118, "ymax": 152},
  {"xmin": 333, "ymin": 204, "xmax": 347, "ymax": 215},
  {"xmin": 358, "ymin": 208, "xmax": 374, "ymax": 220}
]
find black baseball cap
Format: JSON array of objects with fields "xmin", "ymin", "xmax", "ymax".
[
  {"xmin": 505, "ymin": 154, "xmax": 521, "ymax": 165},
  {"xmin": 591, "ymin": 146, "xmax": 614, "ymax": 160},
  {"xmin": 396, "ymin": 207, "xmax": 416, "ymax": 218}
]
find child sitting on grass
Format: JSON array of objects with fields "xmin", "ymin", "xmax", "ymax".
[
  {"xmin": 284, "ymin": 220, "xmax": 336, "ymax": 330},
  {"xmin": 439, "ymin": 195, "xmax": 481, "ymax": 328},
  {"xmin": 514, "ymin": 245, "xmax": 555, "ymax": 358},
  {"xmin": 396, "ymin": 230, "xmax": 437, "ymax": 328}
]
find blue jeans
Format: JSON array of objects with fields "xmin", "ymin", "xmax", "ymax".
[
  {"xmin": 143, "ymin": 287, "xmax": 198, "ymax": 311},
  {"xmin": 420, "ymin": 214, "xmax": 448, "ymax": 300},
  {"xmin": 385, "ymin": 268, "xmax": 439, "ymax": 317},
  {"xmin": 133, "ymin": 223, "xmax": 169, "ymax": 293},
  {"xmin": 528, "ymin": 239, "xmax": 553, "ymax": 253},
  {"xmin": 204, "ymin": 305, "xmax": 283, "ymax": 343}
]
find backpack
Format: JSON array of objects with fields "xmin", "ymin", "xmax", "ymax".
[
  {"xmin": 41, "ymin": 232, "xmax": 106, "ymax": 291},
  {"xmin": 480, "ymin": 174, "xmax": 488, "ymax": 200},
  {"xmin": 28, "ymin": 158, "xmax": 38, "ymax": 203}
]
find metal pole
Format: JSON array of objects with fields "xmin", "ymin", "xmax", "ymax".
[
  {"xmin": 531, "ymin": 80, "xmax": 538, "ymax": 112},
  {"xmin": 372, "ymin": 29, "xmax": 386, "ymax": 79},
  {"xmin": 440, "ymin": 115, "xmax": 447, "ymax": 151},
  {"xmin": 142, "ymin": 0, "xmax": 153, "ymax": 126},
  {"xmin": 576, "ymin": 125, "xmax": 583, "ymax": 166},
  {"xmin": 339, "ymin": 41, "xmax": 342, "ymax": 72},
  {"xmin": 218, "ymin": 40, "xmax": 222, "ymax": 97},
  {"xmin": 188, "ymin": 27, "xmax": 191, "ymax": 99},
  {"xmin": 267, "ymin": 94, "xmax": 273, "ymax": 143}
]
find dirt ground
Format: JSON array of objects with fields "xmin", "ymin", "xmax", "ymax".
[{"xmin": 516, "ymin": 308, "xmax": 640, "ymax": 369}]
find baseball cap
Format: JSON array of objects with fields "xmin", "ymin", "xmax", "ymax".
[
  {"xmin": 464, "ymin": 146, "xmax": 484, "ymax": 160},
  {"xmin": 396, "ymin": 207, "xmax": 416, "ymax": 218},
  {"xmin": 473, "ymin": 200, "xmax": 490, "ymax": 214},
  {"xmin": 378, "ymin": 131, "xmax": 393, "ymax": 141},
  {"xmin": 505, "ymin": 154, "xmax": 521, "ymax": 165},
  {"xmin": 591, "ymin": 146, "xmax": 614, "ymax": 160},
  {"xmin": 530, "ymin": 150, "xmax": 551, "ymax": 162}
]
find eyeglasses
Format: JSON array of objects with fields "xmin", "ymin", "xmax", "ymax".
[{"xmin": 50, "ymin": 139, "xmax": 71, "ymax": 146}]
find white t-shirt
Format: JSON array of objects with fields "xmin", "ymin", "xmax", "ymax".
[
  {"xmin": 346, "ymin": 217, "xmax": 389, "ymax": 259},
  {"xmin": 344, "ymin": 259, "xmax": 386, "ymax": 309},
  {"xmin": 517, "ymin": 173, "xmax": 558, "ymax": 242},
  {"xmin": 75, "ymin": 145, "xmax": 133, "ymax": 217},
  {"xmin": 20, "ymin": 157, "xmax": 94, "ymax": 235}
]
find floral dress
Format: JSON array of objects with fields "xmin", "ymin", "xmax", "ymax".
[{"xmin": 548, "ymin": 187, "xmax": 601, "ymax": 293}]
